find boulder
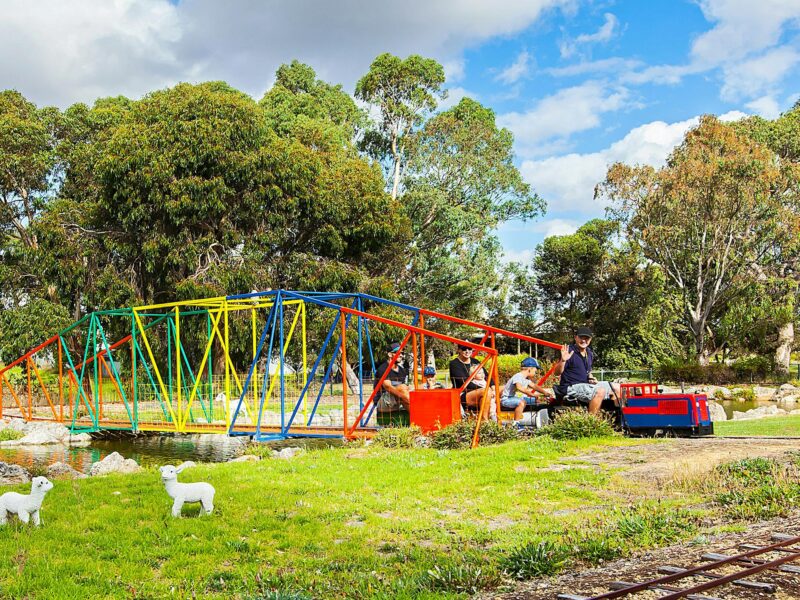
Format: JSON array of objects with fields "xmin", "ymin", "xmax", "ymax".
[
  {"xmin": 752, "ymin": 386, "xmax": 777, "ymax": 400},
  {"xmin": 706, "ymin": 401, "xmax": 727, "ymax": 422},
  {"xmin": 8, "ymin": 429, "xmax": 63, "ymax": 446},
  {"xmin": 89, "ymin": 452, "xmax": 141, "ymax": 476},
  {"xmin": 46, "ymin": 462, "xmax": 87, "ymax": 480},
  {"xmin": 0, "ymin": 461, "xmax": 30, "ymax": 485},
  {"xmin": 698, "ymin": 386, "xmax": 732, "ymax": 399},
  {"xmin": 732, "ymin": 405, "xmax": 786, "ymax": 420},
  {"xmin": 273, "ymin": 447, "xmax": 304, "ymax": 459},
  {"xmin": 68, "ymin": 433, "xmax": 92, "ymax": 445},
  {"xmin": 228, "ymin": 455, "xmax": 260, "ymax": 462}
]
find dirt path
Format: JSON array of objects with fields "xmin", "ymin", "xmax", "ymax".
[
  {"xmin": 567, "ymin": 437, "xmax": 800, "ymax": 484},
  {"xmin": 480, "ymin": 437, "xmax": 800, "ymax": 600}
]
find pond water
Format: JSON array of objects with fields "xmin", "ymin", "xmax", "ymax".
[
  {"xmin": 719, "ymin": 398, "xmax": 798, "ymax": 419},
  {"xmin": 0, "ymin": 434, "xmax": 340, "ymax": 473}
]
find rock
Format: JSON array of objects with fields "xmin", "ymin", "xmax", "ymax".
[
  {"xmin": 228, "ymin": 455, "xmax": 260, "ymax": 462},
  {"xmin": 46, "ymin": 462, "xmax": 87, "ymax": 480},
  {"xmin": 11, "ymin": 430, "xmax": 63, "ymax": 445},
  {"xmin": 0, "ymin": 461, "xmax": 30, "ymax": 485},
  {"xmin": 68, "ymin": 433, "xmax": 92, "ymax": 444},
  {"xmin": 413, "ymin": 435, "xmax": 431, "ymax": 448},
  {"xmin": 273, "ymin": 447, "xmax": 304, "ymax": 459},
  {"xmin": 698, "ymin": 386, "xmax": 732, "ymax": 399},
  {"xmin": 732, "ymin": 405, "xmax": 786, "ymax": 420},
  {"xmin": 89, "ymin": 452, "xmax": 141, "ymax": 476},
  {"xmin": 706, "ymin": 401, "xmax": 727, "ymax": 422},
  {"xmin": 780, "ymin": 383, "xmax": 797, "ymax": 392},
  {"xmin": 781, "ymin": 395, "xmax": 799, "ymax": 404},
  {"xmin": 752, "ymin": 386, "xmax": 777, "ymax": 400}
]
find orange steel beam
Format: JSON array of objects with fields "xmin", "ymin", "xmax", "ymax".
[
  {"xmin": 1, "ymin": 373, "xmax": 26, "ymax": 416},
  {"xmin": 0, "ymin": 334, "xmax": 59, "ymax": 375},
  {"xmin": 29, "ymin": 357, "xmax": 57, "ymax": 421}
]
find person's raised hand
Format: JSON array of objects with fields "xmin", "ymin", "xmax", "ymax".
[{"xmin": 560, "ymin": 344, "xmax": 573, "ymax": 362}]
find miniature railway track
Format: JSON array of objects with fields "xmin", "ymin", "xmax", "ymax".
[{"xmin": 559, "ymin": 533, "xmax": 800, "ymax": 599}]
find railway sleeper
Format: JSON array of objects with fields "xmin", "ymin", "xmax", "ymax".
[{"xmin": 657, "ymin": 565, "xmax": 776, "ymax": 592}]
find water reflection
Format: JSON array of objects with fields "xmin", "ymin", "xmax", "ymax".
[
  {"xmin": 0, "ymin": 434, "xmax": 341, "ymax": 473},
  {"xmin": 720, "ymin": 398, "xmax": 798, "ymax": 419}
]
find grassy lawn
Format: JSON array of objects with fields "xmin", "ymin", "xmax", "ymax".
[
  {"xmin": 714, "ymin": 414, "xmax": 800, "ymax": 436},
  {"xmin": 0, "ymin": 437, "xmax": 709, "ymax": 599}
]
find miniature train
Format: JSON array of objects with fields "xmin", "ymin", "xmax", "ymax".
[{"xmin": 615, "ymin": 382, "xmax": 714, "ymax": 437}]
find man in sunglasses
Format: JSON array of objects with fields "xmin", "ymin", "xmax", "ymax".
[
  {"xmin": 448, "ymin": 342, "xmax": 495, "ymax": 419},
  {"xmin": 554, "ymin": 326, "xmax": 619, "ymax": 414},
  {"xmin": 374, "ymin": 341, "xmax": 411, "ymax": 413}
]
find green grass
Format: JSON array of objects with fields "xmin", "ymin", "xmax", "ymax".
[
  {"xmin": 714, "ymin": 414, "xmax": 800, "ymax": 436},
  {"xmin": 0, "ymin": 436, "xmax": 686, "ymax": 599}
]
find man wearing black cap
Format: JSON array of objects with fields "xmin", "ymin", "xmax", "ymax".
[
  {"xmin": 554, "ymin": 326, "xmax": 620, "ymax": 414},
  {"xmin": 374, "ymin": 341, "xmax": 411, "ymax": 412}
]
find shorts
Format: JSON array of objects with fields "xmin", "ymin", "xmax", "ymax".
[
  {"xmin": 376, "ymin": 382, "xmax": 407, "ymax": 412},
  {"xmin": 500, "ymin": 396, "xmax": 537, "ymax": 410},
  {"xmin": 566, "ymin": 381, "xmax": 613, "ymax": 404}
]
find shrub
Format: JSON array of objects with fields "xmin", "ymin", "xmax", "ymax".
[
  {"xmin": 372, "ymin": 426, "xmax": 422, "ymax": 449},
  {"xmin": 0, "ymin": 429, "xmax": 23, "ymax": 442},
  {"xmin": 731, "ymin": 387, "xmax": 756, "ymax": 402},
  {"xmin": 537, "ymin": 409, "xmax": 616, "ymax": 441},
  {"xmin": 731, "ymin": 356, "xmax": 772, "ymax": 381},
  {"xmin": 656, "ymin": 361, "xmax": 734, "ymax": 384},
  {"xmin": 430, "ymin": 418, "xmax": 519, "ymax": 450},
  {"xmin": 241, "ymin": 443, "xmax": 276, "ymax": 459},
  {"xmin": 423, "ymin": 563, "xmax": 499, "ymax": 593},
  {"xmin": 501, "ymin": 539, "xmax": 569, "ymax": 579}
]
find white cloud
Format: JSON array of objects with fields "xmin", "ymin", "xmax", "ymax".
[
  {"xmin": 548, "ymin": 57, "xmax": 642, "ymax": 78},
  {"xmin": 718, "ymin": 110, "xmax": 749, "ymax": 122},
  {"xmin": 500, "ymin": 248, "xmax": 535, "ymax": 265},
  {"xmin": 443, "ymin": 59, "xmax": 466, "ymax": 84},
  {"xmin": 497, "ymin": 81, "xmax": 630, "ymax": 157},
  {"xmin": 520, "ymin": 117, "xmax": 699, "ymax": 215},
  {"xmin": 560, "ymin": 13, "xmax": 618, "ymax": 58},
  {"xmin": 720, "ymin": 46, "xmax": 800, "ymax": 101},
  {"xmin": 438, "ymin": 87, "xmax": 477, "ymax": 111},
  {"xmin": 496, "ymin": 50, "xmax": 532, "ymax": 84},
  {"xmin": 625, "ymin": 1, "xmax": 800, "ymax": 100},
  {"xmin": 746, "ymin": 95, "xmax": 782, "ymax": 118},
  {"xmin": 0, "ymin": 0, "xmax": 571, "ymax": 107},
  {"xmin": 531, "ymin": 218, "xmax": 581, "ymax": 237}
]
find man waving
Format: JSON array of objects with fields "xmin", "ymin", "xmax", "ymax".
[{"xmin": 553, "ymin": 326, "xmax": 620, "ymax": 415}]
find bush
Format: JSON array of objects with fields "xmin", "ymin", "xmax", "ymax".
[
  {"xmin": 496, "ymin": 354, "xmax": 553, "ymax": 381},
  {"xmin": 731, "ymin": 387, "xmax": 756, "ymax": 402},
  {"xmin": 372, "ymin": 426, "xmax": 422, "ymax": 449},
  {"xmin": 0, "ymin": 429, "xmax": 23, "ymax": 442},
  {"xmin": 537, "ymin": 409, "xmax": 616, "ymax": 441},
  {"xmin": 731, "ymin": 356, "xmax": 773, "ymax": 381},
  {"xmin": 501, "ymin": 539, "xmax": 569, "ymax": 579},
  {"xmin": 430, "ymin": 418, "xmax": 519, "ymax": 450},
  {"xmin": 423, "ymin": 563, "xmax": 500, "ymax": 593},
  {"xmin": 656, "ymin": 360, "xmax": 734, "ymax": 384}
]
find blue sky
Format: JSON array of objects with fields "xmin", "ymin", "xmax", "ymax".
[{"xmin": 2, "ymin": 0, "xmax": 799, "ymax": 265}]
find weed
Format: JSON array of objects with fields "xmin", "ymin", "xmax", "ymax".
[
  {"xmin": 610, "ymin": 504, "xmax": 697, "ymax": 547},
  {"xmin": 241, "ymin": 443, "xmax": 276, "ymax": 459},
  {"xmin": 372, "ymin": 426, "xmax": 423, "ymax": 449},
  {"xmin": 0, "ymin": 429, "xmax": 23, "ymax": 442},
  {"xmin": 713, "ymin": 389, "xmax": 726, "ymax": 400},
  {"xmin": 574, "ymin": 534, "xmax": 624, "ymax": 563},
  {"xmin": 731, "ymin": 387, "xmax": 756, "ymax": 402},
  {"xmin": 537, "ymin": 409, "xmax": 616, "ymax": 441},
  {"xmin": 715, "ymin": 457, "xmax": 777, "ymax": 484},
  {"xmin": 248, "ymin": 592, "xmax": 312, "ymax": 600},
  {"xmin": 422, "ymin": 563, "xmax": 500, "ymax": 593},
  {"xmin": 501, "ymin": 539, "xmax": 569, "ymax": 579},
  {"xmin": 430, "ymin": 418, "xmax": 519, "ymax": 450}
]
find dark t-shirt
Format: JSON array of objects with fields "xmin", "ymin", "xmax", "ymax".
[
  {"xmin": 374, "ymin": 361, "xmax": 408, "ymax": 387},
  {"xmin": 557, "ymin": 344, "xmax": 594, "ymax": 392},
  {"xmin": 449, "ymin": 358, "xmax": 490, "ymax": 391}
]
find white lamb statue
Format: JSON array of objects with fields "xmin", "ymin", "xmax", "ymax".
[
  {"xmin": 159, "ymin": 463, "xmax": 215, "ymax": 517},
  {"xmin": 0, "ymin": 476, "xmax": 54, "ymax": 526}
]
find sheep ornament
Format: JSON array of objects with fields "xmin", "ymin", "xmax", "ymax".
[
  {"xmin": 0, "ymin": 476, "xmax": 54, "ymax": 526},
  {"xmin": 159, "ymin": 463, "xmax": 215, "ymax": 517}
]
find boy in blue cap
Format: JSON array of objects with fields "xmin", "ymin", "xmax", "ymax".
[
  {"xmin": 500, "ymin": 357, "xmax": 553, "ymax": 422},
  {"xmin": 421, "ymin": 366, "xmax": 444, "ymax": 389}
]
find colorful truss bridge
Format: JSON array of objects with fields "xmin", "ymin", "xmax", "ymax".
[{"xmin": 0, "ymin": 291, "xmax": 560, "ymax": 444}]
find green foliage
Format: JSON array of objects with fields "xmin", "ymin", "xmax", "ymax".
[
  {"xmin": 0, "ymin": 298, "xmax": 71, "ymax": 360},
  {"xmin": 429, "ymin": 418, "xmax": 519, "ymax": 450},
  {"xmin": 537, "ymin": 409, "xmax": 616, "ymax": 441},
  {"xmin": 422, "ymin": 563, "xmax": 500, "ymax": 593},
  {"xmin": 372, "ymin": 426, "xmax": 422, "ymax": 449},
  {"xmin": 501, "ymin": 539, "xmax": 569, "ymax": 579},
  {"xmin": 730, "ymin": 356, "xmax": 773, "ymax": 381},
  {"xmin": 731, "ymin": 387, "xmax": 756, "ymax": 401},
  {"xmin": 0, "ymin": 429, "xmax": 23, "ymax": 442},
  {"xmin": 713, "ymin": 458, "xmax": 800, "ymax": 519},
  {"xmin": 656, "ymin": 360, "xmax": 734, "ymax": 384}
]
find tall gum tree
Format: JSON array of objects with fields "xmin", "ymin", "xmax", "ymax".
[
  {"xmin": 597, "ymin": 115, "xmax": 796, "ymax": 365},
  {"xmin": 355, "ymin": 53, "xmax": 445, "ymax": 199}
]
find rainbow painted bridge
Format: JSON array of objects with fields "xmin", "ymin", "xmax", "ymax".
[{"xmin": 0, "ymin": 291, "xmax": 559, "ymax": 442}]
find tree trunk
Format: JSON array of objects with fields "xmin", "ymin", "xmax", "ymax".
[
  {"xmin": 774, "ymin": 320, "xmax": 794, "ymax": 376},
  {"xmin": 689, "ymin": 316, "xmax": 708, "ymax": 365}
]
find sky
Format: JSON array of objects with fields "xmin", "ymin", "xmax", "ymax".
[{"xmin": 2, "ymin": 0, "xmax": 800, "ymax": 265}]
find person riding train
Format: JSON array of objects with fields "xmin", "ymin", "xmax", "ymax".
[{"xmin": 553, "ymin": 326, "xmax": 620, "ymax": 414}]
